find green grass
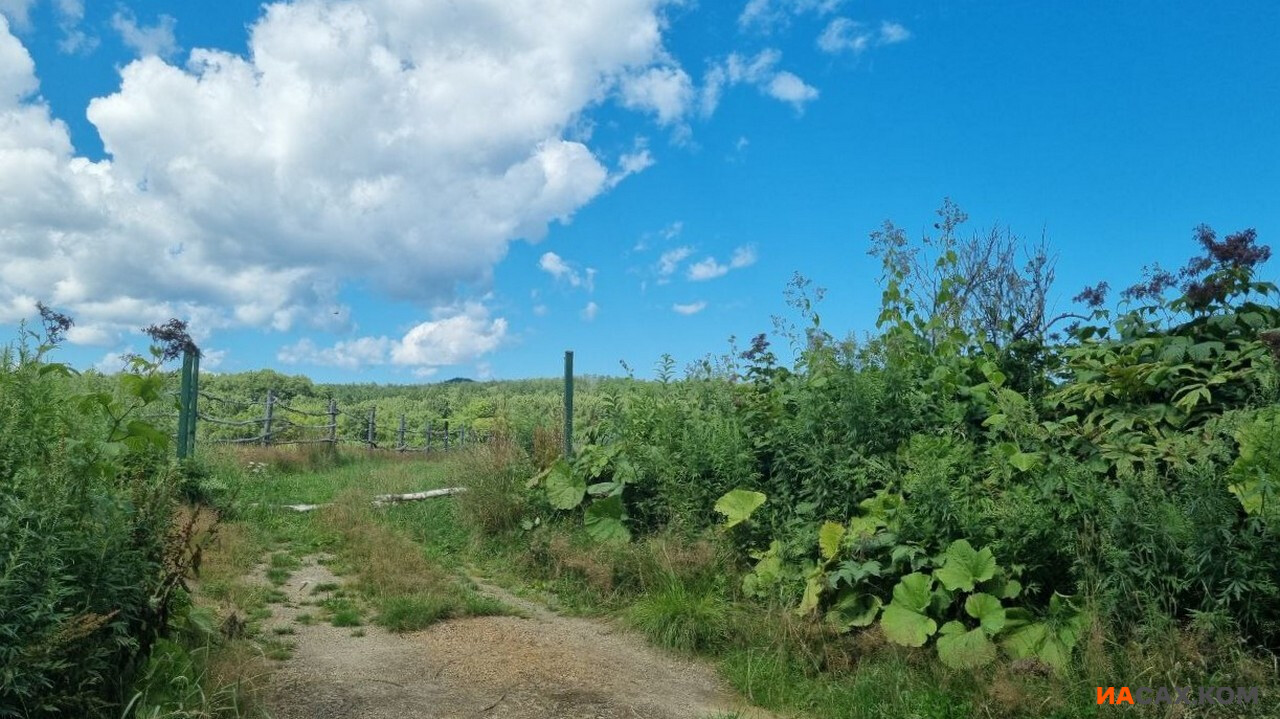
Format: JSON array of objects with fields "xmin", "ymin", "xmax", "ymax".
[
  {"xmin": 210, "ymin": 452, "xmax": 1280, "ymax": 719},
  {"xmin": 626, "ymin": 582, "xmax": 736, "ymax": 655},
  {"xmin": 270, "ymin": 552, "xmax": 302, "ymax": 569},
  {"xmin": 262, "ymin": 639, "xmax": 295, "ymax": 661},
  {"xmin": 264, "ymin": 567, "xmax": 291, "ymax": 586},
  {"xmin": 721, "ymin": 647, "xmax": 973, "ymax": 719},
  {"xmin": 322, "ymin": 597, "xmax": 364, "ymax": 627},
  {"xmin": 375, "ymin": 595, "xmax": 456, "ymax": 632}
]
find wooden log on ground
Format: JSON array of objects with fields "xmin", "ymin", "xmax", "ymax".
[{"xmin": 272, "ymin": 487, "xmax": 465, "ymax": 513}]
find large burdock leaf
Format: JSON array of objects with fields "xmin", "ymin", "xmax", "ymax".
[
  {"xmin": 964, "ymin": 592, "xmax": 1006, "ymax": 635},
  {"xmin": 818, "ymin": 521, "xmax": 846, "ymax": 561},
  {"xmin": 545, "ymin": 462, "xmax": 586, "ymax": 510},
  {"xmin": 935, "ymin": 540, "xmax": 997, "ymax": 592},
  {"xmin": 714, "ymin": 489, "xmax": 767, "ymax": 528},
  {"xmin": 797, "ymin": 573, "xmax": 825, "ymax": 615},
  {"xmin": 826, "ymin": 592, "xmax": 882, "ymax": 631},
  {"xmin": 1000, "ymin": 595, "xmax": 1087, "ymax": 672},
  {"xmin": 880, "ymin": 572, "xmax": 937, "ymax": 647},
  {"xmin": 936, "ymin": 621, "xmax": 997, "ymax": 669},
  {"xmin": 583, "ymin": 496, "xmax": 630, "ymax": 543}
]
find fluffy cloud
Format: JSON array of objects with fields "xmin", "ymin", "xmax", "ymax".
[
  {"xmin": 619, "ymin": 65, "xmax": 694, "ymax": 125},
  {"xmin": 0, "ymin": 1, "xmax": 679, "ymax": 346},
  {"xmin": 0, "ymin": 0, "xmax": 35, "ymax": 29},
  {"xmin": 730, "ymin": 244, "xmax": 758, "ymax": 268},
  {"xmin": 738, "ymin": 0, "xmax": 844, "ymax": 32},
  {"xmin": 657, "ymin": 246, "xmax": 693, "ymax": 278},
  {"xmin": 111, "ymin": 10, "xmax": 178, "ymax": 59},
  {"xmin": 580, "ymin": 301, "xmax": 599, "ymax": 321},
  {"xmin": 818, "ymin": 18, "xmax": 911, "ymax": 55},
  {"xmin": 539, "ymin": 252, "xmax": 596, "ymax": 291},
  {"xmin": 688, "ymin": 244, "xmax": 757, "ymax": 281},
  {"xmin": 672, "ymin": 300, "xmax": 706, "ymax": 315},
  {"xmin": 279, "ymin": 303, "xmax": 506, "ymax": 370},
  {"xmin": 687, "ymin": 257, "xmax": 728, "ymax": 281},
  {"xmin": 702, "ymin": 49, "xmax": 818, "ymax": 114}
]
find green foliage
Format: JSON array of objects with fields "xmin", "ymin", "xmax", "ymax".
[
  {"xmin": 0, "ymin": 332, "xmax": 185, "ymax": 717},
  {"xmin": 543, "ymin": 459, "xmax": 586, "ymax": 510},
  {"xmin": 934, "ymin": 540, "xmax": 996, "ymax": 593},
  {"xmin": 376, "ymin": 596, "xmax": 454, "ymax": 632},
  {"xmin": 1229, "ymin": 407, "xmax": 1280, "ymax": 524},
  {"xmin": 627, "ymin": 582, "xmax": 735, "ymax": 655},
  {"xmin": 714, "ymin": 489, "xmax": 767, "ymax": 529},
  {"xmin": 583, "ymin": 495, "xmax": 631, "ymax": 543},
  {"xmin": 1000, "ymin": 594, "xmax": 1088, "ymax": 671},
  {"xmin": 880, "ymin": 573, "xmax": 938, "ymax": 648}
]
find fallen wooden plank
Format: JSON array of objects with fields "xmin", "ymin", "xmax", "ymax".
[
  {"xmin": 273, "ymin": 487, "xmax": 466, "ymax": 513},
  {"xmin": 372, "ymin": 487, "xmax": 466, "ymax": 505}
]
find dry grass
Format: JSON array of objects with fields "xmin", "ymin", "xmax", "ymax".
[
  {"xmin": 455, "ymin": 436, "xmax": 532, "ymax": 535},
  {"xmin": 531, "ymin": 424, "xmax": 563, "ymax": 471},
  {"xmin": 319, "ymin": 492, "xmax": 456, "ymax": 598},
  {"xmin": 315, "ymin": 490, "xmax": 505, "ymax": 631}
]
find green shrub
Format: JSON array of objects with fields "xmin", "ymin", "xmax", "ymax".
[
  {"xmin": 0, "ymin": 333, "xmax": 181, "ymax": 718},
  {"xmin": 376, "ymin": 596, "xmax": 455, "ymax": 632},
  {"xmin": 627, "ymin": 581, "xmax": 736, "ymax": 655}
]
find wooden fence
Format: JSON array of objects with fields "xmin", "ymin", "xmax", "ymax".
[
  {"xmin": 194, "ymin": 389, "xmax": 493, "ymax": 452},
  {"xmin": 168, "ymin": 346, "xmax": 574, "ymax": 459}
]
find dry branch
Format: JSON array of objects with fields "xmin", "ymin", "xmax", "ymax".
[{"xmin": 275, "ymin": 487, "xmax": 466, "ymax": 513}]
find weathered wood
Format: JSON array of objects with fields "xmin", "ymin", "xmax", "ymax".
[
  {"xmin": 371, "ymin": 487, "xmax": 466, "ymax": 506},
  {"xmin": 327, "ymin": 399, "xmax": 338, "ymax": 448},
  {"xmin": 262, "ymin": 390, "xmax": 275, "ymax": 446},
  {"xmin": 274, "ymin": 487, "xmax": 465, "ymax": 513}
]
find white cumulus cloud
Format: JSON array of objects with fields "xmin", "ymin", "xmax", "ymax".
[
  {"xmin": 279, "ymin": 303, "xmax": 507, "ymax": 371},
  {"xmin": 0, "ymin": 0, "xmax": 36, "ymax": 29},
  {"xmin": 818, "ymin": 17, "xmax": 912, "ymax": 55},
  {"xmin": 111, "ymin": 10, "xmax": 178, "ymax": 59},
  {"xmin": 739, "ymin": 0, "xmax": 845, "ymax": 32},
  {"xmin": 687, "ymin": 257, "xmax": 728, "ymax": 281},
  {"xmin": 657, "ymin": 246, "xmax": 693, "ymax": 279},
  {"xmin": 539, "ymin": 251, "xmax": 596, "ymax": 291},
  {"xmin": 672, "ymin": 301, "xmax": 706, "ymax": 315},
  {"xmin": 0, "ymin": 1, "xmax": 680, "ymax": 347},
  {"xmin": 688, "ymin": 244, "xmax": 757, "ymax": 281},
  {"xmin": 702, "ymin": 49, "xmax": 818, "ymax": 114},
  {"xmin": 731, "ymin": 244, "xmax": 758, "ymax": 268},
  {"xmin": 619, "ymin": 65, "xmax": 694, "ymax": 126}
]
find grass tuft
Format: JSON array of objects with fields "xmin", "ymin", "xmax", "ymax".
[{"xmin": 626, "ymin": 581, "xmax": 735, "ymax": 655}]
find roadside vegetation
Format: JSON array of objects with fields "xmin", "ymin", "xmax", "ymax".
[
  {"xmin": 459, "ymin": 211, "xmax": 1280, "ymax": 717},
  {"xmin": 4, "ymin": 205, "xmax": 1277, "ymax": 718}
]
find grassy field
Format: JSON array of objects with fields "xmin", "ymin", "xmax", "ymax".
[{"xmin": 177, "ymin": 445, "xmax": 1276, "ymax": 719}]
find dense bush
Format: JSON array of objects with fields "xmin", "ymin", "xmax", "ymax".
[
  {"xmin": 0, "ymin": 329, "xmax": 184, "ymax": 717},
  {"xmin": 524, "ymin": 212, "xmax": 1280, "ymax": 669}
]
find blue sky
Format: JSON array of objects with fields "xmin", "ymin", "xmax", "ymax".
[{"xmin": 1, "ymin": 1, "xmax": 1276, "ymax": 381}]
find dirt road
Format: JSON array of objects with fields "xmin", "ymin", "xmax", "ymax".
[{"xmin": 261, "ymin": 556, "xmax": 772, "ymax": 719}]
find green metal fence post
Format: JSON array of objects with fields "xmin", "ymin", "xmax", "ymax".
[
  {"xmin": 186, "ymin": 350, "xmax": 199, "ymax": 457},
  {"xmin": 563, "ymin": 350, "xmax": 574, "ymax": 459},
  {"xmin": 176, "ymin": 350, "xmax": 193, "ymax": 460}
]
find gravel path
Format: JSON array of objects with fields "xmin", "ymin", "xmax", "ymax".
[{"xmin": 260, "ymin": 556, "xmax": 774, "ymax": 719}]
